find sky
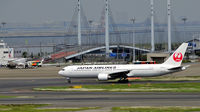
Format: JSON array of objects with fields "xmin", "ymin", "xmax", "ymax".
[{"xmin": 0, "ymin": 0, "xmax": 200, "ymax": 24}]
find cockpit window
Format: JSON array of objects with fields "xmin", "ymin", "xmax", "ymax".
[{"xmin": 61, "ymin": 69, "xmax": 65, "ymax": 71}]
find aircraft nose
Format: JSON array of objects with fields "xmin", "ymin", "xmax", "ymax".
[{"xmin": 58, "ymin": 70, "xmax": 65, "ymax": 76}]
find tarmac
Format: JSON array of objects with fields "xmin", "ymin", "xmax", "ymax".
[{"xmin": 0, "ymin": 63, "xmax": 200, "ymax": 110}]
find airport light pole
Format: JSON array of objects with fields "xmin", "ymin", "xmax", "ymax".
[
  {"xmin": 182, "ymin": 17, "xmax": 187, "ymax": 40},
  {"xmin": 167, "ymin": 0, "xmax": 171, "ymax": 53},
  {"xmin": 105, "ymin": 0, "xmax": 110, "ymax": 58},
  {"xmin": 130, "ymin": 17, "xmax": 135, "ymax": 63},
  {"xmin": 78, "ymin": 0, "xmax": 81, "ymax": 46},
  {"xmin": 88, "ymin": 20, "xmax": 93, "ymax": 46},
  {"xmin": 1, "ymin": 22, "xmax": 6, "ymax": 33},
  {"xmin": 77, "ymin": 0, "xmax": 83, "ymax": 63},
  {"xmin": 150, "ymin": 0, "xmax": 155, "ymax": 52},
  {"xmin": 182, "ymin": 17, "xmax": 187, "ymax": 24}
]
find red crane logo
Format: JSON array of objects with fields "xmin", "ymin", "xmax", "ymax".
[{"xmin": 173, "ymin": 52, "xmax": 183, "ymax": 62}]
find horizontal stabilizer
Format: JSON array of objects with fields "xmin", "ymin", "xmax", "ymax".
[{"xmin": 168, "ymin": 66, "xmax": 183, "ymax": 71}]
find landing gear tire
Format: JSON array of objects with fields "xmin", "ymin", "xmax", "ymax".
[
  {"xmin": 66, "ymin": 77, "xmax": 71, "ymax": 83},
  {"xmin": 118, "ymin": 78, "xmax": 129, "ymax": 83}
]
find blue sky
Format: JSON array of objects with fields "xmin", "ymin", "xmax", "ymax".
[{"xmin": 0, "ymin": 0, "xmax": 199, "ymax": 24}]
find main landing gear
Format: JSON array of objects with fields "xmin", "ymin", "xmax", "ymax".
[
  {"xmin": 66, "ymin": 77, "xmax": 71, "ymax": 83},
  {"xmin": 118, "ymin": 77, "xmax": 129, "ymax": 83}
]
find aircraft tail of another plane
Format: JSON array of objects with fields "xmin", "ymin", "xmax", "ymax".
[{"xmin": 163, "ymin": 43, "xmax": 188, "ymax": 67}]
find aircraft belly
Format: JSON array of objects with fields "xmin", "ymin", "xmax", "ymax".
[
  {"xmin": 127, "ymin": 70, "xmax": 164, "ymax": 77},
  {"xmin": 67, "ymin": 71, "xmax": 99, "ymax": 78}
]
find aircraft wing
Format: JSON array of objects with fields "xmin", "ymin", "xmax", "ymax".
[{"xmin": 101, "ymin": 69, "xmax": 131, "ymax": 79}]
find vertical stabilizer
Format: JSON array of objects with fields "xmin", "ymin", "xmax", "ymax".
[{"xmin": 163, "ymin": 43, "xmax": 188, "ymax": 66}]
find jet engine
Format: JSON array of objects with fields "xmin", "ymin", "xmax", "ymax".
[{"xmin": 98, "ymin": 73, "xmax": 110, "ymax": 81}]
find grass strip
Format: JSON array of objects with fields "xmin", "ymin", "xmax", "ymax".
[
  {"xmin": 34, "ymin": 82, "xmax": 200, "ymax": 92},
  {"xmin": 0, "ymin": 96, "xmax": 17, "ymax": 99},
  {"xmin": 0, "ymin": 104, "xmax": 99, "ymax": 112},
  {"xmin": 112, "ymin": 107, "xmax": 200, "ymax": 112},
  {"xmin": 0, "ymin": 95, "xmax": 34, "ymax": 99}
]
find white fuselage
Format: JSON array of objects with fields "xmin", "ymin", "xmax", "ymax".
[
  {"xmin": 58, "ymin": 43, "xmax": 188, "ymax": 81},
  {"xmin": 59, "ymin": 64, "xmax": 175, "ymax": 78}
]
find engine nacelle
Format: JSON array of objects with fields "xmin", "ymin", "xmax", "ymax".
[{"xmin": 98, "ymin": 73, "xmax": 110, "ymax": 81}]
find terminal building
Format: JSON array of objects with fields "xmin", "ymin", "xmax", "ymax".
[
  {"xmin": 0, "ymin": 40, "xmax": 14, "ymax": 65},
  {"xmin": 187, "ymin": 39, "xmax": 200, "ymax": 54}
]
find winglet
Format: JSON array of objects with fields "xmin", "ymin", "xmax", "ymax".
[{"xmin": 163, "ymin": 43, "xmax": 188, "ymax": 67}]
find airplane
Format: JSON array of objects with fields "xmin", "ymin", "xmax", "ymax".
[
  {"xmin": 7, "ymin": 58, "xmax": 28, "ymax": 69},
  {"xmin": 58, "ymin": 43, "xmax": 189, "ymax": 83},
  {"xmin": 7, "ymin": 58, "xmax": 44, "ymax": 69}
]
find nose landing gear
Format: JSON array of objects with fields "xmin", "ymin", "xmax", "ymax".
[{"xmin": 66, "ymin": 77, "xmax": 71, "ymax": 83}]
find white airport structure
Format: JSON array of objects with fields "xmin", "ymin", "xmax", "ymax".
[{"xmin": 0, "ymin": 40, "xmax": 14, "ymax": 66}]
